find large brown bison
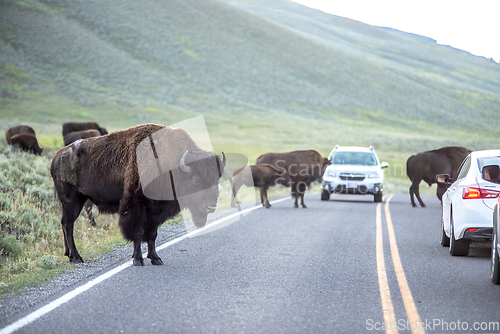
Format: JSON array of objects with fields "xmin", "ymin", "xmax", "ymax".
[
  {"xmin": 51, "ymin": 124, "xmax": 225, "ymax": 266},
  {"xmin": 63, "ymin": 129, "xmax": 101, "ymax": 146},
  {"xmin": 256, "ymin": 150, "xmax": 331, "ymax": 208},
  {"xmin": 10, "ymin": 133, "xmax": 42, "ymax": 155},
  {"xmin": 5, "ymin": 125, "xmax": 36, "ymax": 144},
  {"xmin": 406, "ymin": 146, "xmax": 471, "ymax": 207},
  {"xmin": 230, "ymin": 164, "xmax": 290, "ymax": 209},
  {"xmin": 62, "ymin": 122, "xmax": 107, "ymax": 137}
]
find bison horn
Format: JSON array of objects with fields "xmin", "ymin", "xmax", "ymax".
[
  {"xmin": 180, "ymin": 151, "xmax": 191, "ymax": 174},
  {"xmin": 221, "ymin": 151, "xmax": 226, "ymax": 167}
]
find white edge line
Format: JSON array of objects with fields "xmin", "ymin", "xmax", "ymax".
[{"xmin": 0, "ymin": 196, "xmax": 290, "ymax": 334}]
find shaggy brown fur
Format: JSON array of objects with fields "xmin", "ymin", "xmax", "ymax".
[
  {"xmin": 256, "ymin": 149, "xmax": 331, "ymax": 208},
  {"xmin": 406, "ymin": 146, "xmax": 471, "ymax": 207},
  {"xmin": 51, "ymin": 123, "xmax": 225, "ymax": 266},
  {"xmin": 10, "ymin": 133, "xmax": 42, "ymax": 155},
  {"xmin": 63, "ymin": 129, "xmax": 101, "ymax": 146},
  {"xmin": 62, "ymin": 121, "xmax": 108, "ymax": 137},
  {"xmin": 231, "ymin": 164, "xmax": 289, "ymax": 208},
  {"xmin": 5, "ymin": 125, "xmax": 36, "ymax": 144}
]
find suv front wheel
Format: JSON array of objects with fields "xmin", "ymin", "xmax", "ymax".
[{"xmin": 321, "ymin": 189, "xmax": 330, "ymax": 201}]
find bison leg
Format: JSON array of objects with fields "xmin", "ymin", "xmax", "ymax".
[
  {"xmin": 436, "ymin": 183, "xmax": 448, "ymax": 205},
  {"xmin": 259, "ymin": 186, "xmax": 271, "ymax": 208},
  {"xmin": 132, "ymin": 236, "xmax": 145, "ymax": 266},
  {"xmin": 409, "ymin": 180, "xmax": 426, "ymax": 207},
  {"xmin": 144, "ymin": 224, "xmax": 163, "ymax": 265},
  {"xmin": 298, "ymin": 182, "xmax": 307, "ymax": 208},
  {"xmin": 60, "ymin": 201, "xmax": 85, "ymax": 263},
  {"xmin": 230, "ymin": 179, "xmax": 242, "ymax": 208},
  {"xmin": 84, "ymin": 200, "xmax": 97, "ymax": 226}
]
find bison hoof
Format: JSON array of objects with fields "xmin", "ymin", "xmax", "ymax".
[
  {"xmin": 150, "ymin": 258, "xmax": 164, "ymax": 266},
  {"xmin": 294, "ymin": 204, "xmax": 299, "ymax": 208},
  {"xmin": 133, "ymin": 258, "xmax": 145, "ymax": 266},
  {"xmin": 70, "ymin": 257, "xmax": 84, "ymax": 264},
  {"xmin": 302, "ymin": 205, "xmax": 307, "ymax": 208}
]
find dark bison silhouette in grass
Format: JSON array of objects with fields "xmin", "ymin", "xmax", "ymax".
[
  {"xmin": 51, "ymin": 124, "xmax": 226, "ymax": 266},
  {"xmin": 5, "ymin": 125, "xmax": 36, "ymax": 144},
  {"xmin": 62, "ymin": 121, "xmax": 108, "ymax": 137},
  {"xmin": 406, "ymin": 146, "xmax": 471, "ymax": 207},
  {"xmin": 10, "ymin": 133, "xmax": 43, "ymax": 155},
  {"xmin": 230, "ymin": 164, "xmax": 290, "ymax": 209},
  {"xmin": 256, "ymin": 149, "xmax": 331, "ymax": 208}
]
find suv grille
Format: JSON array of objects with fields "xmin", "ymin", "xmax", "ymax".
[{"xmin": 339, "ymin": 173, "xmax": 365, "ymax": 181}]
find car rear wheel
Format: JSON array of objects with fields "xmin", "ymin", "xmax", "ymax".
[
  {"xmin": 449, "ymin": 216, "xmax": 469, "ymax": 256},
  {"xmin": 491, "ymin": 231, "xmax": 500, "ymax": 284},
  {"xmin": 374, "ymin": 192, "xmax": 383, "ymax": 203},
  {"xmin": 440, "ymin": 217, "xmax": 450, "ymax": 247},
  {"xmin": 321, "ymin": 189, "xmax": 330, "ymax": 201}
]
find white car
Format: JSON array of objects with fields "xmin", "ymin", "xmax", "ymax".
[
  {"xmin": 321, "ymin": 146, "xmax": 389, "ymax": 202},
  {"xmin": 438, "ymin": 149, "xmax": 500, "ymax": 256}
]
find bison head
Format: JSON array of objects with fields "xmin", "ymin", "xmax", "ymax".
[{"xmin": 176, "ymin": 150, "xmax": 226, "ymax": 227}]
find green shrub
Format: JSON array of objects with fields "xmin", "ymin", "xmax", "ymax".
[
  {"xmin": 0, "ymin": 235, "xmax": 22, "ymax": 258},
  {"xmin": 37, "ymin": 255, "xmax": 56, "ymax": 269}
]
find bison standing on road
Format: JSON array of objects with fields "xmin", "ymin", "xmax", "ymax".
[
  {"xmin": 256, "ymin": 150, "xmax": 331, "ymax": 208},
  {"xmin": 51, "ymin": 124, "xmax": 226, "ymax": 266},
  {"xmin": 406, "ymin": 146, "xmax": 471, "ymax": 207},
  {"xmin": 63, "ymin": 129, "xmax": 101, "ymax": 146},
  {"xmin": 231, "ymin": 164, "xmax": 290, "ymax": 209},
  {"xmin": 62, "ymin": 122, "xmax": 108, "ymax": 137},
  {"xmin": 5, "ymin": 125, "xmax": 36, "ymax": 144},
  {"xmin": 10, "ymin": 133, "xmax": 42, "ymax": 155}
]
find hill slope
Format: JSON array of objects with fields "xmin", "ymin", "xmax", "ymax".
[{"xmin": 1, "ymin": 0, "xmax": 500, "ymax": 155}]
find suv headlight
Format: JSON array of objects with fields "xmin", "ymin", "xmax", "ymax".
[
  {"xmin": 368, "ymin": 171, "xmax": 380, "ymax": 179},
  {"xmin": 327, "ymin": 171, "xmax": 336, "ymax": 177}
]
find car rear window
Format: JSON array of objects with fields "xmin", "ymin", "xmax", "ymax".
[{"xmin": 331, "ymin": 152, "xmax": 377, "ymax": 166}]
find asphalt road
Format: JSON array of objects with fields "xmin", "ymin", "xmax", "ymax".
[{"xmin": 1, "ymin": 193, "xmax": 500, "ymax": 334}]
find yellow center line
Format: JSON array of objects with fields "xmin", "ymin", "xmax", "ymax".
[
  {"xmin": 384, "ymin": 194, "xmax": 426, "ymax": 334},
  {"xmin": 376, "ymin": 201, "xmax": 399, "ymax": 334}
]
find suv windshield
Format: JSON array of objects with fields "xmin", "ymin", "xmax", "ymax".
[{"xmin": 331, "ymin": 152, "xmax": 377, "ymax": 166}]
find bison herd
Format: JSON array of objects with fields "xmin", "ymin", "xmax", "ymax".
[{"xmin": 3, "ymin": 121, "xmax": 473, "ymax": 266}]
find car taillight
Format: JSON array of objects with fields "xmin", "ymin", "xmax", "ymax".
[{"xmin": 462, "ymin": 187, "xmax": 500, "ymax": 199}]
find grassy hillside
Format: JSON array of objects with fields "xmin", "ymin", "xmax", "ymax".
[{"xmin": 0, "ymin": 0, "xmax": 500, "ymax": 294}]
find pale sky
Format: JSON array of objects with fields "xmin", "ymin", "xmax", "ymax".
[{"xmin": 291, "ymin": 0, "xmax": 500, "ymax": 63}]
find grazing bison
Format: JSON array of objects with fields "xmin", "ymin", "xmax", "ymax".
[
  {"xmin": 406, "ymin": 146, "xmax": 471, "ymax": 207},
  {"xmin": 256, "ymin": 150, "xmax": 331, "ymax": 208},
  {"xmin": 5, "ymin": 125, "xmax": 35, "ymax": 144},
  {"xmin": 230, "ymin": 164, "xmax": 290, "ymax": 209},
  {"xmin": 51, "ymin": 123, "xmax": 225, "ymax": 266},
  {"xmin": 63, "ymin": 129, "xmax": 101, "ymax": 146},
  {"xmin": 10, "ymin": 133, "xmax": 42, "ymax": 155},
  {"xmin": 62, "ymin": 122, "xmax": 107, "ymax": 137}
]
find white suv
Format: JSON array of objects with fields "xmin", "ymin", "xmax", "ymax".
[{"xmin": 321, "ymin": 146, "xmax": 389, "ymax": 202}]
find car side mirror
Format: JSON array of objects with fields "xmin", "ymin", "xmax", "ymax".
[
  {"xmin": 436, "ymin": 173, "xmax": 453, "ymax": 185},
  {"xmin": 380, "ymin": 161, "xmax": 389, "ymax": 169}
]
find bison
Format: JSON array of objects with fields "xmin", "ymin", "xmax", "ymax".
[
  {"xmin": 9, "ymin": 133, "xmax": 42, "ymax": 155},
  {"xmin": 51, "ymin": 123, "xmax": 225, "ymax": 266},
  {"xmin": 63, "ymin": 129, "xmax": 101, "ymax": 146},
  {"xmin": 62, "ymin": 122, "xmax": 108, "ymax": 137},
  {"xmin": 230, "ymin": 164, "xmax": 290, "ymax": 209},
  {"xmin": 5, "ymin": 125, "xmax": 36, "ymax": 144},
  {"xmin": 406, "ymin": 146, "xmax": 471, "ymax": 207},
  {"xmin": 256, "ymin": 150, "xmax": 331, "ymax": 208}
]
